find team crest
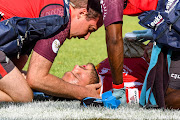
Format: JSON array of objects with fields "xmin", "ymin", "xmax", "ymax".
[{"xmin": 52, "ymin": 39, "xmax": 61, "ymax": 53}]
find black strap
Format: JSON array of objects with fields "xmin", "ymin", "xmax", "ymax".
[
  {"xmin": 156, "ymin": 0, "xmax": 166, "ymax": 11},
  {"xmin": 124, "ymin": 0, "xmax": 128, "ymax": 9},
  {"xmin": 0, "ymin": 12, "xmax": 4, "ymax": 21},
  {"xmin": 63, "ymin": 0, "xmax": 70, "ymax": 24}
]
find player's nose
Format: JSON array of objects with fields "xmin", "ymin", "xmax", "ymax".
[{"xmin": 72, "ymin": 65, "xmax": 80, "ymax": 71}]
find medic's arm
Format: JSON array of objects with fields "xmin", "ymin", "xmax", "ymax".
[
  {"xmin": 105, "ymin": 22, "xmax": 123, "ymax": 85},
  {"xmin": 26, "ymin": 51, "xmax": 101, "ymax": 100},
  {"xmin": 101, "ymin": 0, "xmax": 124, "ymax": 85}
]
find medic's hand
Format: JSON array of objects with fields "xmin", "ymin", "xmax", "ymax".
[
  {"xmin": 112, "ymin": 83, "xmax": 127, "ymax": 106},
  {"xmin": 132, "ymin": 29, "xmax": 153, "ymax": 41},
  {"xmin": 85, "ymin": 83, "xmax": 102, "ymax": 99},
  {"xmin": 124, "ymin": 29, "xmax": 153, "ymax": 41}
]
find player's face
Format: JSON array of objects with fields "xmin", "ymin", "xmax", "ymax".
[
  {"xmin": 69, "ymin": 12, "xmax": 101, "ymax": 40},
  {"xmin": 62, "ymin": 63, "xmax": 96, "ymax": 86}
]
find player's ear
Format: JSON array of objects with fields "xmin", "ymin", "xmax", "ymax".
[{"xmin": 77, "ymin": 8, "xmax": 87, "ymax": 19}]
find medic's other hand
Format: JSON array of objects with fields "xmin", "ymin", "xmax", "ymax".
[
  {"xmin": 85, "ymin": 82, "xmax": 102, "ymax": 99},
  {"xmin": 112, "ymin": 83, "xmax": 127, "ymax": 106},
  {"xmin": 132, "ymin": 29, "xmax": 153, "ymax": 41}
]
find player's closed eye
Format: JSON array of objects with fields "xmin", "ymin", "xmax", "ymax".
[{"xmin": 89, "ymin": 27, "xmax": 96, "ymax": 32}]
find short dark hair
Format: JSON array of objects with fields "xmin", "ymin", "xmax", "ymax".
[
  {"xmin": 70, "ymin": 0, "xmax": 101, "ymax": 20},
  {"xmin": 87, "ymin": 63, "xmax": 99, "ymax": 84}
]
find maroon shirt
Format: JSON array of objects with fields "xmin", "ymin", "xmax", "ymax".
[
  {"xmin": 96, "ymin": 57, "xmax": 149, "ymax": 104},
  {"xmin": 33, "ymin": 4, "xmax": 71, "ymax": 62},
  {"xmin": 96, "ymin": 57, "xmax": 149, "ymax": 93},
  {"xmin": 100, "ymin": 0, "xmax": 124, "ymax": 27}
]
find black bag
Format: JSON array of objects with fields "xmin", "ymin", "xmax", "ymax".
[
  {"xmin": 0, "ymin": 0, "xmax": 70, "ymax": 58},
  {"xmin": 138, "ymin": 0, "xmax": 180, "ymax": 50}
]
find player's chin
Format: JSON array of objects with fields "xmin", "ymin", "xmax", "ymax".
[
  {"xmin": 67, "ymin": 35, "xmax": 73, "ymax": 39},
  {"xmin": 67, "ymin": 37, "xmax": 71, "ymax": 39}
]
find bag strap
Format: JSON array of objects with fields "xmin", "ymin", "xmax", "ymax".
[
  {"xmin": 156, "ymin": 0, "xmax": 166, "ymax": 11},
  {"xmin": 63, "ymin": 0, "xmax": 70, "ymax": 24}
]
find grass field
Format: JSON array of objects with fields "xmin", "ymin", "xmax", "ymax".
[{"xmin": 5, "ymin": 16, "xmax": 179, "ymax": 119}]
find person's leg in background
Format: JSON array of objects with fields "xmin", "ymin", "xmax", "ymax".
[
  {"xmin": 165, "ymin": 52, "xmax": 180, "ymax": 109},
  {"xmin": 0, "ymin": 51, "xmax": 33, "ymax": 102}
]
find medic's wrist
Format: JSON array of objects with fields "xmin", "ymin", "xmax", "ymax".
[{"xmin": 112, "ymin": 82, "xmax": 124, "ymax": 89}]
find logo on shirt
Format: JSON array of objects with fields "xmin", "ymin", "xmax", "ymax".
[
  {"xmin": 52, "ymin": 39, "xmax": 61, "ymax": 53},
  {"xmin": 128, "ymin": 88, "xmax": 139, "ymax": 104},
  {"xmin": 147, "ymin": 12, "xmax": 164, "ymax": 31},
  {"xmin": 99, "ymin": 67, "xmax": 110, "ymax": 74},
  {"xmin": 123, "ymin": 65, "xmax": 133, "ymax": 74},
  {"xmin": 165, "ymin": 0, "xmax": 179, "ymax": 13},
  {"xmin": 171, "ymin": 73, "xmax": 180, "ymax": 79},
  {"xmin": 100, "ymin": 0, "xmax": 107, "ymax": 20}
]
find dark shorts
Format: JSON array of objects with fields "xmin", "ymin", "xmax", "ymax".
[
  {"xmin": 0, "ymin": 51, "xmax": 15, "ymax": 79},
  {"xmin": 169, "ymin": 51, "xmax": 180, "ymax": 89}
]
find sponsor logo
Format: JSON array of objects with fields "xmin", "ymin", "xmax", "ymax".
[
  {"xmin": 123, "ymin": 65, "xmax": 133, "ymax": 74},
  {"xmin": 171, "ymin": 73, "xmax": 180, "ymax": 79},
  {"xmin": 147, "ymin": 12, "xmax": 164, "ymax": 31},
  {"xmin": 100, "ymin": 0, "xmax": 107, "ymax": 20},
  {"xmin": 128, "ymin": 88, "xmax": 139, "ymax": 104},
  {"xmin": 130, "ymin": 96, "xmax": 136, "ymax": 104},
  {"xmin": 165, "ymin": 0, "xmax": 179, "ymax": 13},
  {"xmin": 99, "ymin": 67, "xmax": 110, "ymax": 74},
  {"xmin": 52, "ymin": 39, "xmax": 60, "ymax": 53},
  {"xmin": 40, "ymin": 7, "xmax": 63, "ymax": 17}
]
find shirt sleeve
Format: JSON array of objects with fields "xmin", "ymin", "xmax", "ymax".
[{"xmin": 100, "ymin": 0, "xmax": 124, "ymax": 27}]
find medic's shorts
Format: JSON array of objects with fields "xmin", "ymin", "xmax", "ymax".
[
  {"xmin": 0, "ymin": 51, "xmax": 15, "ymax": 79},
  {"xmin": 169, "ymin": 51, "xmax": 180, "ymax": 89}
]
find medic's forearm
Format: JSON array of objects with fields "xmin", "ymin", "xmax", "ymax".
[
  {"xmin": 28, "ymin": 72, "xmax": 98, "ymax": 100},
  {"xmin": 105, "ymin": 23, "xmax": 123, "ymax": 85},
  {"xmin": 27, "ymin": 51, "xmax": 100, "ymax": 100}
]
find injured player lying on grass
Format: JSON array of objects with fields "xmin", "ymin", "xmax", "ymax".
[
  {"xmin": 34, "ymin": 57, "xmax": 148, "ymax": 105},
  {"xmin": 62, "ymin": 56, "xmax": 149, "ymax": 105},
  {"xmin": 34, "ymin": 30, "xmax": 180, "ymax": 109},
  {"xmin": 34, "ymin": 37, "xmax": 151, "ymax": 105}
]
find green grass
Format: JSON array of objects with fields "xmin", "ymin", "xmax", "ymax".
[
  {"xmin": 123, "ymin": 16, "xmax": 145, "ymax": 35},
  {"xmin": 24, "ymin": 16, "xmax": 145, "ymax": 78}
]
